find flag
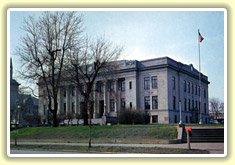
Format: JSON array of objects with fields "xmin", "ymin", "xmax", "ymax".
[{"xmin": 199, "ymin": 32, "xmax": 204, "ymax": 42}]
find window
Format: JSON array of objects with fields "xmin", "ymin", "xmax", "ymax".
[
  {"xmin": 121, "ymin": 80, "xmax": 125, "ymax": 91},
  {"xmin": 173, "ymin": 96, "xmax": 176, "ymax": 110},
  {"xmin": 121, "ymin": 98, "xmax": 125, "ymax": 109},
  {"xmin": 129, "ymin": 81, "xmax": 132, "ymax": 89},
  {"xmin": 192, "ymin": 100, "xmax": 194, "ymax": 109},
  {"xmin": 173, "ymin": 77, "xmax": 176, "ymax": 90},
  {"xmin": 204, "ymin": 88, "xmax": 206, "ymax": 98},
  {"xmin": 130, "ymin": 102, "xmax": 132, "ymax": 109},
  {"xmin": 204, "ymin": 103, "xmax": 207, "ymax": 113},
  {"xmin": 184, "ymin": 98, "xmax": 187, "ymax": 111},
  {"xmin": 192, "ymin": 83, "xmax": 194, "ymax": 94},
  {"xmin": 64, "ymin": 103, "xmax": 66, "ymax": 113},
  {"xmin": 196, "ymin": 101, "xmax": 198, "ymax": 109},
  {"xmin": 72, "ymin": 87, "xmax": 75, "ymax": 96},
  {"xmin": 152, "ymin": 115, "xmax": 158, "ymax": 123},
  {"xmin": 152, "ymin": 76, "xmax": 158, "ymax": 88},
  {"xmin": 100, "ymin": 84, "xmax": 104, "ymax": 93},
  {"xmin": 188, "ymin": 99, "xmax": 191, "ymax": 111},
  {"xmin": 199, "ymin": 86, "xmax": 201, "ymax": 96},
  {"xmin": 174, "ymin": 115, "xmax": 177, "ymax": 123},
  {"xmin": 188, "ymin": 82, "xmax": 190, "ymax": 93},
  {"xmin": 144, "ymin": 77, "xmax": 150, "ymax": 89},
  {"xmin": 110, "ymin": 99, "xmax": 115, "ymax": 112},
  {"xmin": 195, "ymin": 85, "xmax": 197, "ymax": 95},
  {"xmin": 43, "ymin": 105, "xmax": 46, "ymax": 115},
  {"xmin": 184, "ymin": 80, "xmax": 186, "ymax": 92},
  {"xmin": 63, "ymin": 89, "xmax": 66, "ymax": 97},
  {"xmin": 72, "ymin": 102, "xmax": 75, "ymax": 113},
  {"xmin": 110, "ymin": 82, "xmax": 114, "ymax": 92},
  {"xmin": 152, "ymin": 96, "xmax": 158, "ymax": 109},
  {"xmin": 144, "ymin": 96, "xmax": 150, "ymax": 110}
]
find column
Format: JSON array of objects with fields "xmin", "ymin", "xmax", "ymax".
[
  {"xmin": 103, "ymin": 81, "xmax": 107, "ymax": 116},
  {"xmin": 115, "ymin": 79, "xmax": 119, "ymax": 113},
  {"xmin": 75, "ymin": 86, "xmax": 79, "ymax": 115},
  {"xmin": 66, "ymin": 86, "xmax": 70, "ymax": 114}
]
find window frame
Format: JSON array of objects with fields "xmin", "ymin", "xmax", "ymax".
[
  {"xmin": 144, "ymin": 77, "xmax": 150, "ymax": 89},
  {"xmin": 152, "ymin": 96, "xmax": 158, "ymax": 109},
  {"xmin": 152, "ymin": 76, "xmax": 158, "ymax": 89}
]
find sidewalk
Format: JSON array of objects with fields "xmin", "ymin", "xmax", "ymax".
[{"xmin": 10, "ymin": 142, "xmax": 224, "ymax": 154}]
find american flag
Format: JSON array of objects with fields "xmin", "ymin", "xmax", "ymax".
[{"xmin": 199, "ymin": 32, "xmax": 204, "ymax": 42}]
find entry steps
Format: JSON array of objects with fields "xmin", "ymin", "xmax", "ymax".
[{"xmin": 182, "ymin": 128, "xmax": 224, "ymax": 143}]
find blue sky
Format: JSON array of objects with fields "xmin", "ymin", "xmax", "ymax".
[{"xmin": 9, "ymin": 9, "xmax": 225, "ymax": 102}]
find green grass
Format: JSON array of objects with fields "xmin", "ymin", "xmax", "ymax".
[
  {"xmin": 11, "ymin": 144, "xmax": 209, "ymax": 154},
  {"xmin": 11, "ymin": 125, "xmax": 178, "ymax": 143}
]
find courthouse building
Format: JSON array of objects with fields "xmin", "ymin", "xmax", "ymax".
[{"xmin": 38, "ymin": 57, "xmax": 210, "ymax": 124}]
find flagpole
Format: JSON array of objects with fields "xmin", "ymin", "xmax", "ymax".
[{"xmin": 198, "ymin": 29, "xmax": 203, "ymax": 125}]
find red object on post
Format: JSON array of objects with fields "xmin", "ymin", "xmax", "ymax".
[{"xmin": 185, "ymin": 128, "xmax": 192, "ymax": 133}]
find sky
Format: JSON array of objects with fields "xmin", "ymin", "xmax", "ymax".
[{"xmin": 9, "ymin": 9, "xmax": 225, "ymax": 102}]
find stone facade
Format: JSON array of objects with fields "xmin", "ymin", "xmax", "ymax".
[{"xmin": 38, "ymin": 57, "xmax": 210, "ymax": 124}]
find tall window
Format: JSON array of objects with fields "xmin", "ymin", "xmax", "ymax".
[
  {"xmin": 184, "ymin": 80, "xmax": 187, "ymax": 92},
  {"xmin": 63, "ymin": 88, "xmax": 66, "ymax": 97},
  {"xmin": 144, "ymin": 77, "xmax": 150, "ymax": 89},
  {"xmin": 110, "ymin": 99, "xmax": 115, "ymax": 112},
  {"xmin": 192, "ymin": 100, "xmax": 194, "ymax": 109},
  {"xmin": 121, "ymin": 98, "xmax": 125, "ymax": 109},
  {"xmin": 173, "ymin": 77, "xmax": 176, "ymax": 90},
  {"xmin": 188, "ymin": 99, "xmax": 191, "ymax": 111},
  {"xmin": 184, "ymin": 98, "xmax": 187, "ymax": 111},
  {"xmin": 152, "ymin": 96, "xmax": 158, "ymax": 109},
  {"xmin": 173, "ymin": 96, "xmax": 176, "ymax": 110},
  {"xmin": 121, "ymin": 80, "xmax": 125, "ymax": 91},
  {"xmin": 204, "ymin": 103, "xmax": 207, "ymax": 113},
  {"xmin": 64, "ymin": 103, "xmax": 66, "ymax": 113},
  {"xmin": 144, "ymin": 96, "xmax": 150, "ymax": 110},
  {"xmin": 43, "ymin": 105, "xmax": 46, "ymax": 115},
  {"xmin": 99, "ymin": 84, "xmax": 104, "ymax": 93},
  {"xmin": 152, "ymin": 76, "xmax": 158, "ymax": 89},
  {"xmin": 72, "ymin": 102, "xmax": 75, "ymax": 113},
  {"xmin": 195, "ymin": 85, "xmax": 197, "ymax": 95},
  {"xmin": 204, "ymin": 88, "xmax": 206, "ymax": 98},
  {"xmin": 72, "ymin": 86, "xmax": 75, "ymax": 96},
  {"xmin": 199, "ymin": 86, "xmax": 201, "ymax": 96},
  {"xmin": 130, "ymin": 102, "xmax": 132, "ymax": 109},
  {"xmin": 110, "ymin": 82, "xmax": 114, "ymax": 92},
  {"xmin": 196, "ymin": 101, "xmax": 198, "ymax": 109},
  {"xmin": 188, "ymin": 82, "xmax": 190, "ymax": 93},
  {"xmin": 129, "ymin": 81, "xmax": 132, "ymax": 89},
  {"xmin": 192, "ymin": 83, "xmax": 194, "ymax": 94}
]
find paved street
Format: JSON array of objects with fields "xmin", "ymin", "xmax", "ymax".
[
  {"xmin": 10, "ymin": 150, "xmax": 83, "ymax": 154},
  {"xmin": 10, "ymin": 142, "xmax": 225, "ymax": 154}
]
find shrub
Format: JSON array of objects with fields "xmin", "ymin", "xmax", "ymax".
[{"xmin": 119, "ymin": 108, "xmax": 150, "ymax": 124}]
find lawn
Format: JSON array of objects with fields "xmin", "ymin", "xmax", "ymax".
[{"xmin": 11, "ymin": 125, "xmax": 178, "ymax": 144}]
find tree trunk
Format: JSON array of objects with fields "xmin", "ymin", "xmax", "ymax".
[
  {"xmin": 52, "ymin": 98, "xmax": 59, "ymax": 127},
  {"xmin": 88, "ymin": 102, "xmax": 92, "ymax": 148}
]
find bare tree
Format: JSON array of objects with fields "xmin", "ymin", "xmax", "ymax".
[
  {"xmin": 209, "ymin": 97, "xmax": 224, "ymax": 120},
  {"xmin": 16, "ymin": 11, "xmax": 84, "ymax": 127},
  {"xmin": 65, "ymin": 37, "xmax": 122, "ymax": 147}
]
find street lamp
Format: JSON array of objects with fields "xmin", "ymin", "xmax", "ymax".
[
  {"xmin": 17, "ymin": 105, "xmax": 21, "ymax": 127},
  {"xmin": 14, "ymin": 105, "xmax": 21, "ymax": 146}
]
